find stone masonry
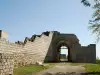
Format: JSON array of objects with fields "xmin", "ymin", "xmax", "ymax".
[
  {"xmin": 0, "ymin": 30, "xmax": 96, "ymax": 75},
  {"xmin": 0, "ymin": 53, "xmax": 14, "ymax": 75},
  {"xmin": 44, "ymin": 32, "xmax": 96, "ymax": 63}
]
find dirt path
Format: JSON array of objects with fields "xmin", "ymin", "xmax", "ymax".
[{"xmin": 35, "ymin": 63, "xmax": 85, "ymax": 75}]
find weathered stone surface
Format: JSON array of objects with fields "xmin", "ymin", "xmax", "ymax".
[
  {"xmin": 36, "ymin": 61, "xmax": 43, "ymax": 66},
  {"xmin": 0, "ymin": 53, "xmax": 14, "ymax": 75},
  {"xmin": 44, "ymin": 32, "xmax": 96, "ymax": 63},
  {"xmin": 0, "ymin": 30, "xmax": 96, "ymax": 75}
]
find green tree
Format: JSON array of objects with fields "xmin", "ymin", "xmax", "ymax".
[{"xmin": 81, "ymin": 0, "xmax": 100, "ymax": 42}]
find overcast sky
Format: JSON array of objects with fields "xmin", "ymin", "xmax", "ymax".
[{"xmin": 0, "ymin": 0, "xmax": 99, "ymax": 57}]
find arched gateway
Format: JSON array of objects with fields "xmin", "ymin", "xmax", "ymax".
[{"xmin": 44, "ymin": 31, "xmax": 96, "ymax": 63}]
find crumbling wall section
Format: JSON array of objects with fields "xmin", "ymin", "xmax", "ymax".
[
  {"xmin": 23, "ymin": 32, "xmax": 54, "ymax": 64},
  {"xmin": 0, "ymin": 38, "xmax": 24, "ymax": 67},
  {"xmin": 0, "ymin": 31, "xmax": 54, "ymax": 75}
]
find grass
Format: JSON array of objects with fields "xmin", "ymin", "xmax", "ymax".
[
  {"xmin": 14, "ymin": 60, "xmax": 100, "ymax": 75},
  {"xmin": 14, "ymin": 65, "xmax": 49, "ymax": 75},
  {"xmin": 84, "ymin": 64, "xmax": 100, "ymax": 72},
  {"xmin": 69, "ymin": 59, "xmax": 100, "ymax": 73},
  {"xmin": 70, "ymin": 63, "xmax": 100, "ymax": 72},
  {"xmin": 70, "ymin": 62, "xmax": 100, "ymax": 73},
  {"xmin": 84, "ymin": 59, "xmax": 100, "ymax": 72},
  {"xmin": 96, "ymin": 59, "xmax": 100, "ymax": 64}
]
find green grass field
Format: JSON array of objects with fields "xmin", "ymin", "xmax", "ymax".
[
  {"xmin": 14, "ymin": 65, "xmax": 49, "ymax": 75},
  {"xmin": 84, "ymin": 64, "xmax": 100, "ymax": 72},
  {"xmin": 84, "ymin": 59, "xmax": 100, "ymax": 72}
]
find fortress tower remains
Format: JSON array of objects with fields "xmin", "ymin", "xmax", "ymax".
[{"xmin": 0, "ymin": 30, "xmax": 8, "ymax": 41}]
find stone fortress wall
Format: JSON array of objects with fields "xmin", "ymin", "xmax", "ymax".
[
  {"xmin": 0, "ymin": 30, "xmax": 96, "ymax": 75},
  {"xmin": 73, "ymin": 43, "xmax": 96, "ymax": 63},
  {"xmin": 0, "ymin": 30, "xmax": 53, "ymax": 75}
]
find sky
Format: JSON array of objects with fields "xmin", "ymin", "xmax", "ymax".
[{"xmin": 0, "ymin": 0, "xmax": 100, "ymax": 57}]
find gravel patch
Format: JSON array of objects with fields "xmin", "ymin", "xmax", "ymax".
[{"xmin": 35, "ymin": 63, "xmax": 86, "ymax": 75}]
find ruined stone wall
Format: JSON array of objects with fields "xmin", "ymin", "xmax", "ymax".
[
  {"xmin": 0, "ymin": 32, "xmax": 53, "ymax": 65},
  {"xmin": 0, "ymin": 30, "xmax": 96, "ymax": 75},
  {"xmin": 86, "ymin": 44, "xmax": 96, "ymax": 63},
  {"xmin": 44, "ymin": 33, "xmax": 80, "ymax": 62},
  {"xmin": 73, "ymin": 44, "xmax": 96, "ymax": 63},
  {"xmin": 0, "ymin": 38, "xmax": 24, "ymax": 67},
  {"xmin": 0, "ymin": 30, "xmax": 8, "ymax": 41},
  {"xmin": 23, "ymin": 32, "xmax": 53, "ymax": 64},
  {"xmin": 0, "ymin": 53, "xmax": 14, "ymax": 75},
  {"xmin": 71, "ymin": 43, "xmax": 81, "ymax": 62},
  {"xmin": 0, "ymin": 31, "xmax": 54, "ymax": 75}
]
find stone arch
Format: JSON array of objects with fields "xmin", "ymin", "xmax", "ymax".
[
  {"xmin": 44, "ymin": 33, "xmax": 78, "ymax": 63},
  {"xmin": 55, "ymin": 40, "xmax": 72, "ymax": 62},
  {"xmin": 44, "ymin": 38, "xmax": 74, "ymax": 63},
  {"xmin": 44, "ymin": 32, "xmax": 96, "ymax": 63}
]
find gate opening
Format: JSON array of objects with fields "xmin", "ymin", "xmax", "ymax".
[
  {"xmin": 59, "ymin": 46, "xmax": 68, "ymax": 62},
  {"xmin": 57, "ymin": 43, "xmax": 70, "ymax": 62}
]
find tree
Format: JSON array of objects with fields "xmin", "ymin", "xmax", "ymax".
[
  {"xmin": 81, "ymin": 0, "xmax": 100, "ymax": 42},
  {"xmin": 81, "ymin": 0, "xmax": 91, "ymax": 6}
]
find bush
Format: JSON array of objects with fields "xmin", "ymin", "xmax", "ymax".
[{"xmin": 96, "ymin": 57, "xmax": 100, "ymax": 64}]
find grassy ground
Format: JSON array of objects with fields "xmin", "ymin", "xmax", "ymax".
[
  {"xmin": 69, "ymin": 59, "xmax": 100, "ymax": 73},
  {"xmin": 84, "ymin": 59, "xmax": 100, "ymax": 73},
  {"xmin": 70, "ymin": 63, "xmax": 100, "ymax": 72},
  {"xmin": 14, "ymin": 60, "xmax": 100, "ymax": 75},
  {"xmin": 14, "ymin": 65, "xmax": 49, "ymax": 75},
  {"xmin": 84, "ymin": 64, "xmax": 100, "ymax": 72}
]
